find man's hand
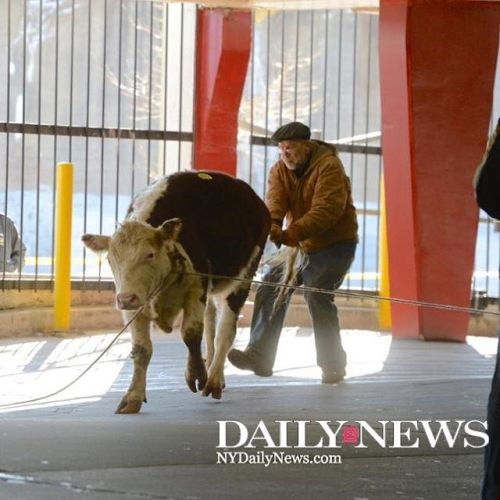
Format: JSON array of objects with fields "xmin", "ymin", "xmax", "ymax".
[
  {"xmin": 280, "ymin": 230, "xmax": 299, "ymax": 247},
  {"xmin": 269, "ymin": 224, "xmax": 299, "ymax": 248},
  {"xmin": 269, "ymin": 224, "xmax": 282, "ymax": 246}
]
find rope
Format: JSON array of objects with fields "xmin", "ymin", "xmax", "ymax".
[
  {"xmin": 1, "ymin": 266, "xmax": 498, "ymax": 408},
  {"xmin": 180, "ymin": 270, "xmax": 500, "ymax": 318},
  {"xmin": 0, "ymin": 279, "xmax": 168, "ymax": 408}
]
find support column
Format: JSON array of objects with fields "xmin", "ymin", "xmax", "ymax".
[
  {"xmin": 193, "ymin": 8, "xmax": 251, "ymax": 176},
  {"xmin": 379, "ymin": 0, "xmax": 500, "ymax": 341}
]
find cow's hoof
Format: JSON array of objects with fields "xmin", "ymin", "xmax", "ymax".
[
  {"xmin": 185, "ymin": 368, "xmax": 207, "ymax": 393},
  {"xmin": 201, "ymin": 383, "xmax": 223, "ymax": 400},
  {"xmin": 115, "ymin": 396, "xmax": 143, "ymax": 414}
]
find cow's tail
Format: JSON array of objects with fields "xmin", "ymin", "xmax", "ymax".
[{"xmin": 264, "ymin": 246, "xmax": 307, "ymax": 316}]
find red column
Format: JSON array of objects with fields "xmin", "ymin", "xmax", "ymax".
[
  {"xmin": 193, "ymin": 8, "xmax": 251, "ymax": 176},
  {"xmin": 379, "ymin": 0, "xmax": 500, "ymax": 341}
]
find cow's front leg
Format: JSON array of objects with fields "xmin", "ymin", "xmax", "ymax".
[
  {"xmin": 116, "ymin": 312, "xmax": 152, "ymax": 414},
  {"xmin": 182, "ymin": 295, "xmax": 207, "ymax": 393}
]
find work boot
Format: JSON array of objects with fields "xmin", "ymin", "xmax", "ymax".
[
  {"xmin": 227, "ymin": 348, "xmax": 273, "ymax": 377},
  {"xmin": 321, "ymin": 368, "xmax": 346, "ymax": 384}
]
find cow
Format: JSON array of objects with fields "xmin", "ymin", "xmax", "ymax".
[{"xmin": 82, "ymin": 171, "xmax": 270, "ymax": 413}]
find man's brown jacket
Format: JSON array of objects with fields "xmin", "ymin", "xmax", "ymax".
[{"xmin": 266, "ymin": 141, "xmax": 358, "ymax": 254}]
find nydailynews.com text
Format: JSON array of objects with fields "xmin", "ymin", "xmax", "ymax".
[{"xmin": 216, "ymin": 450, "xmax": 342, "ymax": 467}]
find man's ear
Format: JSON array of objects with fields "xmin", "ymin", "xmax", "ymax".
[
  {"xmin": 81, "ymin": 234, "xmax": 110, "ymax": 253},
  {"xmin": 159, "ymin": 218, "xmax": 182, "ymax": 241}
]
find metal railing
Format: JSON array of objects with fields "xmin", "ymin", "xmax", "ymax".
[
  {"xmin": 0, "ymin": 2, "xmax": 498, "ymax": 305},
  {"xmin": 0, "ymin": 0, "xmax": 196, "ymax": 290},
  {"xmin": 238, "ymin": 10, "xmax": 383, "ymax": 293},
  {"xmin": 237, "ymin": 8, "xmax": 499, "ymax": 301}
]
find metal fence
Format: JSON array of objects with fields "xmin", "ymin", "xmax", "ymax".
[
  {"xmin": 0, "ymin": 1, "xmax": 498, "ymax": 303},
  {"xmin": 0, "ymin": 0, "xmax": 196, "ymax": 289},
  {"xmin": 238, "ymin": 9, "xmax": 382, "ymax": 293},
  {"xmin": 238, "ymin": 8, "xmax": 499, "ymax": 301}
]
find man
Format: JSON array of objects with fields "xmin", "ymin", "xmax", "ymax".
[
  {"xmin": 228, "ymin": 121, "xmax": 358, "ymax": 383},
  {"xmin": 476, "ymin": 118, "xmax": 500, "ymax": 500},
  {"xmin": 0, "ymin": 214, "xmax": 26, "ymax": 273}
]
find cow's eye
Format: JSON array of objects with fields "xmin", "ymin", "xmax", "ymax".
[{"xmin": 146, "ymin": 252, "xmax": 155, "ymax": 260}]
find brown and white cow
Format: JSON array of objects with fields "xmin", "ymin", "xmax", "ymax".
[{"xmin": 82, "ymin": 171, "xmax": 270, "ymax": 413}]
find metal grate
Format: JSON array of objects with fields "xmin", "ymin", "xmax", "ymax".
[
  {"xmin": 0, "ymin": 0, "xmax": 196, "ymax": 290},
  {"xmin": 238, "ymin": 10, "xmax": 382, "ymax": 293},
  {"xmin": 0, "ymin": 2, "xmax": 498, "ymax": 306},
  {"xmin": 238, "ymin": 8, "xmax": 499, "ymax": 303}
]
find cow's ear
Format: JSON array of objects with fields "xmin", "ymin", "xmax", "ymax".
[
  {"xmin": 159, "ymin": 218, "xmax": 182, "ymax": 241},
  {"xmin": 81, "ymin": 234, "xmax": 110, "ymax": 253}
]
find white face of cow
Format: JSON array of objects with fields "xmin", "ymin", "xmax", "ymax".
[{"xmin": 82, "ymin": 218, "xmax": 183, "ymax": 310}]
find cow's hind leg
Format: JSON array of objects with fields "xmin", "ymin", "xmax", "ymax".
[
  {"xmin": 202, "ymin": 284, "xmax": 250, "ymax": 399},
  {"xmin": 116, "ymin": 312, "xmax": 152, "ymax": 414},
  {"xmin": 182, "ymin": 293, "xmax": 208, "ymax": 393},
  {"xmin": 204, "ymin": 297, "xmax": 216, "ymax": 369}
]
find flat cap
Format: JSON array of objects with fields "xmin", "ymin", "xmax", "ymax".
[{"xmin": 271, "ymin": 121, "xmax": 311, "ymax": 144}]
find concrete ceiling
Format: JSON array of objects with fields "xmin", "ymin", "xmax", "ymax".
[{"xmin": 166, "ymin": 0, "xmax": 379, "ymax": 11}]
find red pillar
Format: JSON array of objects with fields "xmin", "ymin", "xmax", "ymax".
[
  {"xmin": 379, "ymin": 0, "xmax": 500, "ymax": 341},
  {"xmin": 193, "ymin": 9, "xmax": 251, "ymax": 176}
]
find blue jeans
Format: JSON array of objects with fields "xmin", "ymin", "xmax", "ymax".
[
  {"xmin": 247, "ymin": 240, "xmax": 357, "ymax": 372},
  {"xmin": 483, "ymin": 336, "xmax": 500, "ymax": 499}
]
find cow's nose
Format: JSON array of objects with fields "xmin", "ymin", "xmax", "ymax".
[{"xmin": 116, "ymin": 293, "xmax": 141, "ymax": 310}]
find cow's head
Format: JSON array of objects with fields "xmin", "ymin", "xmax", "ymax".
[{"xmin": 82, "ymin": 218, "xmax": 183, "ymax": 310}]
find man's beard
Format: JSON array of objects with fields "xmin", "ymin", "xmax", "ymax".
[
  {"xmin": 281, "ymin": 155, "xmax": 308, "ymax": 170},
  {"xmin": 283, "ymin": 157, "xmax": 307, "ymax": 171},
  {"xmin": 283, "ymin": 158, "xmax": 298, "ymax": 170}
]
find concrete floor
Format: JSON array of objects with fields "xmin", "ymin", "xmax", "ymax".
[{"xmin": 0, "ymin": 327, "xmax": 496, "ymax": 500}]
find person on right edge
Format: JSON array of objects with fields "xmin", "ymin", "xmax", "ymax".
[{"xmin": 475, "ymin": 118, "xmax": 500, "ymax": 500}]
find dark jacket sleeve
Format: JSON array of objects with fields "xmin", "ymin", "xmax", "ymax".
[{"xmin": 474, "ymin": 118, "xmax": 500, "ymax": 220}]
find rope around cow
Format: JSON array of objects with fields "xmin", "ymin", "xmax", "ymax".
[{"xmin": 0, "ymin": 269, "xmax": 498, "ymax": 408}]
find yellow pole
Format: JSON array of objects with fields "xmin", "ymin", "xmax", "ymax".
[
  {"xmin": 379, "ymin": 175, "xmax": 392, "ymax": 330},
  {"xmin": 54, "ymin": 162, "xmax": 74, "ymax": 331}
]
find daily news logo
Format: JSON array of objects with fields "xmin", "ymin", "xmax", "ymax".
[{"xmin": 216, "ymin": 419, "xmax": 488, "ymax": 452}]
